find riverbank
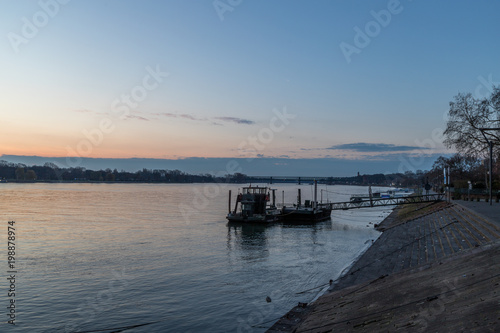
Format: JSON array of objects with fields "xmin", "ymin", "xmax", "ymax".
[{"xmin": 267, "ymin": 200, "xmax": 500, "ymax": 332}]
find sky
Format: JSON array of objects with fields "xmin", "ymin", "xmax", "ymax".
[{"xmin": 0, "ymin": 0, "xmax": 499, "ymax": 176}]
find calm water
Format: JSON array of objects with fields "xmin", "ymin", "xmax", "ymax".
[{"xmin": 0, "ymin": 183, "xmax": 392, "ymax": 333}]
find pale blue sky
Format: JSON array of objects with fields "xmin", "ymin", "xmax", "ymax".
[{"xmin": 0, "ymin": 0, "xmax": 499, "ymax": 175}]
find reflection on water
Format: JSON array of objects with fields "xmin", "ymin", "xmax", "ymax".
[
  {"xmin": 228, "ymin": 223, "xmax": 269, "ymax": 245},
  {"xmin": 226, "ymin": 220, "xmax": 341, "ymax": 263},
  {"xmin": 227, "ymin": 223, "xmax": 270, "ymax": 261}
]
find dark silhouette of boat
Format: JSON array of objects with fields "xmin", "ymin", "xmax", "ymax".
[
  {"xmin": 226, "ymin": 186, "xmax": 280, "ymax": 223},
  {"xmin": 280, "ymin": 181, "xmax": 332, "ymax": 223},
  {"xmin": 226, "ymin": 181, "xmax": 331, "ymax": 224}
]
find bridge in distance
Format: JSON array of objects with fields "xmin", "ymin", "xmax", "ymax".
[{"xmin": 249, "ymin": 176, "xmax": 347, "ymax": 184}]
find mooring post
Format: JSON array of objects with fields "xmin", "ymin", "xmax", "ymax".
[
  {"xmin": 313, "ymin": 180, "xmax": 317, "ymax": 209},
  {"xmin": 233, "ymin": 190, "xmax": 240, "ymax": 214},
  {"xmin": 228, "ymin": 190, "xmax": 232, "ymax": 214},
  {"xmin": 297, "ymin": 188, "xmax": 301, "ymax": 207},
  {"xmin": 369, "ymin": 185, "xmax": 373, "ymax": 207}
]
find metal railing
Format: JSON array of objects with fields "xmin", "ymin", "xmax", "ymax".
[{"xmin": 326, "ymin": 194, "xmax": 445, "ymax": 211}]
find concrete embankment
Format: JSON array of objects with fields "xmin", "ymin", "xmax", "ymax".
[{"xmin": 267, "ymin": 201, "xmax": 500, "ymax": 332}]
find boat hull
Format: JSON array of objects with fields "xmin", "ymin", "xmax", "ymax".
[
  {"xmin": 226, "ymin": 212, "xmax": 281, "ymax": 223},
  {"xmin": 281, "ymin": 207, "xmax": 332, "ymax": 223}
]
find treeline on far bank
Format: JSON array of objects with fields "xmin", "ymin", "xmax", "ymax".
[
  {"xmin": 0, "ymin": 160, "xmax": 424, "ymax": 186},
  {"xmin": 0, "ymin": 161, "xmax": 244, "ymax": 183}
]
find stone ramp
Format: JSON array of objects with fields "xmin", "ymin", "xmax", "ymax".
[
  {"xmin": 330, "ymin": 203, "xmax": 500, "ymax": 292},
  {"xmin": 295, "ymin": 240, "xmax": 500, "ymax": 332},
  {"xmin": 266, "ymin": 202, "xmax": 500, "ymax": 332}
]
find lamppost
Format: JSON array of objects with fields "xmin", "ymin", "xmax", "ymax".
[{"xmin": 479, "ymin": 128, "xmax": 500, "ymax": 206}]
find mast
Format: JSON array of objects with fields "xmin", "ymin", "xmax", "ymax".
[{"xmin": 313, "ymin": 180, "xmax": 317, "ymax": 209}]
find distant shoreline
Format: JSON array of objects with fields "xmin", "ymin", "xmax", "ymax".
[{"xmin": 0, "ymin": 180, "xmax": 397, "ymax": 186}]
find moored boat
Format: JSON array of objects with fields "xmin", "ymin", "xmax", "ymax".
[
  {"xmin": 280, "ymin": 181, "xmax": 331, "ymax": 223},
  {"xmin": 281, "ymin": 204, "xmax": 332, "ymax": 223},
  {"xmin": 350, "ymin": 187, "xmax": 413, "ymax": 201},
  {"xmin": 226, "ymin": 186, "xmax": 281, "ymax": 223}
]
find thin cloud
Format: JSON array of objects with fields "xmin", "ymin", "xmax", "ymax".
[
  {"xmin": 155, "ymin": 112, "xmax": 206, "ymax": 121},
  {"xmin": 179, "ymin": 114, "xmax": 200, "ymax": 121},
  {"xmin": 327, "ymin": 142, "xmax": 431, "ymax": 152},
  {"xmin": 354, "ymin": 152, "xmax": 446, "ymax": 162},
  {"xmin": 213, "ymin": 117, "xmax": 255, "ymax": 125},
  {"xmin": 125, "ymin": 115, "xmax": 150, "ymax": 121},
  {"xmin": 154, "ymin": 113, "xmax": 255, "ymax": 125},
  {"xmin": 156, "ymin": 112, "xmax": 178, "ymax": 118}
]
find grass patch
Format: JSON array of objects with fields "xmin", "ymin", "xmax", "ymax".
[{"xmin": 397, "ymin": 201, "xmax": 448, "ymax": 222}]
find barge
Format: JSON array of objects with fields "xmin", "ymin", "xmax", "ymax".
[
  {"xmin": 226, "ymin": 186, "xmax": 281, "ymax": 223},
  {"xmin": 281, "ymin": 182, "xmax": 332, "ymax": 223},
  {"xmin": 226, "ymin": 181, "xmax": 331, "ymax": 224}
]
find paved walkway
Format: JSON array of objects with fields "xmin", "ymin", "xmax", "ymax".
[
  {"xmin": 454, "ymin": 199, "xmax": 500, "ymax": 227},
  {"xmin": 267, "ymin": 201, "xmax": 500, "ymax": 332}
]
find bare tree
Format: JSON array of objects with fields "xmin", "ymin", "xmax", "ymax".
[
  {"xmin": 15, "ymin": 167, "xmax": 25, "ymax": 180},
  {"xmin": 443, "ymin": 87, "xmax": 500, "ymax": 157},
  {"xmin": 25, "ymin": 169, "xmax": 37, "ymax": 181}
]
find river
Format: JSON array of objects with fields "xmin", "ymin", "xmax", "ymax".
[{"xmin": 0, "ymin": 183, "xmax": 392, "ymax": 332}]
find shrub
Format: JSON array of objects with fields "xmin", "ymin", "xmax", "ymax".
[{"xmin": 474, "ymin": 182, "xmax": 486, "ymax": 189}]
